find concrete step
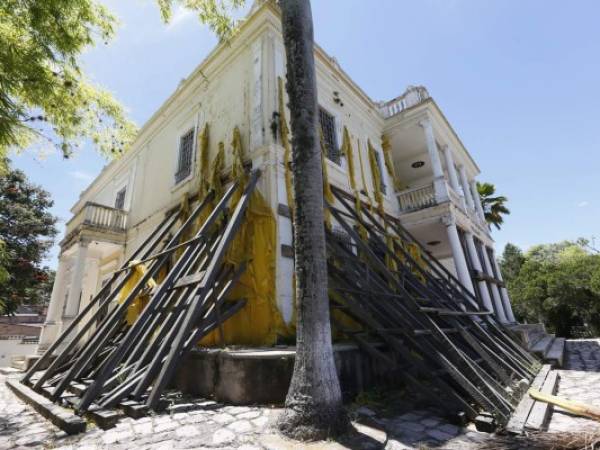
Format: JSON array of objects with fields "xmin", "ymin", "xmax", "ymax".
[
  {"xmin": 544, "ymin": 337, "xmax": 566, "ymax": 368},
  {"xmin": 11, "ymin": 354, "xmax": 41, "ymax": 371},
  {"xmin": 0, "ymin": 367, "xmax": 23, "ymax": 375},
  {"xmin": 526, "ymin": 331, "xmax": 546, "ymax": 350},
  {"xmin": 509, "ymin": 323, "xmax": 547, "ymax": 349},
  {"xmin": 531, "ymin": 335, "xmax": 554, "ymax": 359},
  {"xmin": 5, "ymin": 379, "xmax": 86, "ymax": 435},
  {"xmin": 10, "ymin": 356, "xmax": 27, "ymax": 371},
  {"xmin": 37, "ymin": 345, "xmax": 49, "ymax": 356}
]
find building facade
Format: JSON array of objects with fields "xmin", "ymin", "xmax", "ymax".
[{"xmin": 38, "ymin": 1, "xmax": 515, "ymax": 353}]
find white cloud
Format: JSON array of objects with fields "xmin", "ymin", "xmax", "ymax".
[
  {"xmin": 69, "ymin": 170, "xmax": 94, "ymax": 183},
  {"xmin": 578, "ymin": 201, "xmax": 589, "ymax": 208}
]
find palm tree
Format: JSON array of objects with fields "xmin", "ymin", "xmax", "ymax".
[
  {"xmin": 477, "ymin": 182, "xmax": 510, "ymax": 230},
  {"xmin": 156, "ymin": 0, "xmax": 348, "ymax": 440},
  {"xmin": 276, "ymin": 0, "xmax": 349, "ymax": 440}
]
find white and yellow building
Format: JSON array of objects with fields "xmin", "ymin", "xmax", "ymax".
[{"xmin": 39, "ymin": 0, "xmax": 515, "ymax": 353}]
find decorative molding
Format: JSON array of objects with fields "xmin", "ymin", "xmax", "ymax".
[{"xmin": 441, "ymin": 214, "xmax": 455, "ymax": 227}]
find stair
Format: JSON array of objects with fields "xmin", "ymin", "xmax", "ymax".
[
  {"xmin": 10, "ymin": 355, "xmax": 27, "ymax": 371},
  {"xmin": 531, "ymin": 335, "xmax": 554, "ymax": 358},
  {"xmin": 545, "ymin": 337, "xmax": 566, "ymax": 368},
  {"xmin": 509, "ymin": 324, "xmax": 566, "ymax": 368},
  {"xmin": 37, "ymin": 344, "xmax": 50, "ymax": 356},
  {"xmin": 11, "ymin": 354, "xmax": 43, "ymax": 371}
]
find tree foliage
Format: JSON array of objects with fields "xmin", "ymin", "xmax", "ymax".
[
  {"xmin": 0, "ymin": 0, "xmax": 138, "ymax": 167},
  {"xmin": 477, "ymin": 181, "xmax": 510, "ymax": 230},
  {"xmin": 156, "ymin": 0, "xmax": 246, "ymax": 40},
  {"xmin": 504, "ymin": 240, "xmax": 600, "ymax": 338},
  {"xmin": 0, "ymin": 161, "xmax": 57, "ymax": 315},
  {"xmin": 498, "ymin": 243, "xmax": 525, "ymax": 284}
]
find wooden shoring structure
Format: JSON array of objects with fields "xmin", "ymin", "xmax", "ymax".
[
  {"xmin": 326, "ymin": 186, "xmax": 540, "ymax": 425},
  {"xmin": 21, "ymin": 169, "xmax": 262, "ymax": 414}
]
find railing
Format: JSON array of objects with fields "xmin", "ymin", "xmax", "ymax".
[
  {"xmin": 378, "ymin": 85, "xmax": 430, "ymax": 119},
  {"xmin": 65, "ymin": 202, "xmax": 128, "ymax": 237},
  {"xmin": 397, "ymin": 183, "xmax": 436, "ymax": 213}
]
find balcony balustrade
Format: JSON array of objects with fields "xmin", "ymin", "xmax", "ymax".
[
  {"xmin": 64, "ymin": 202, "xmax": 128, "ymax": 239},
  {"xmin": 379, "ymin": 86, "xmax": 430, "ymax": 119},
  {"xmin": 397, "ymin": 183, "xmax": 436, "ymax": 213}
]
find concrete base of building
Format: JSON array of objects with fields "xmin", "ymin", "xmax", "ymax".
[{"xmin": 173, "ymin": 342, "xmax": 400, "ymax": 405}]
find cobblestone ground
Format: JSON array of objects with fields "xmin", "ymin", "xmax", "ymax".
[
  {"xmin": 3, "ymin": 341, "xmax": 599, "ymax": 450},
  {"xmin": 0, "ymin": 371, "xmax": 492, "ymax": 450},
  {"xmin": 546, "ymin": 338, "xmax": 600, "ymax": 433}
]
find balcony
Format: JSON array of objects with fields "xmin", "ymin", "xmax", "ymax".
[
  {"xmin": 396, "ymin": 181, "xmax": 490, "ymax": 234},
  {"xmin": 397, "ymin": 183, "xmax": 436, "ymax": 213},
  {"xmin": 62, "ymin": 202, "xmax": 128, "ymax": 248},
  {"xmin": 378, "ymin": 86, "xmax": 430, "ymax": 119}
]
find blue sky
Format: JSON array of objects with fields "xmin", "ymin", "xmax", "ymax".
[{"xmin": 11, "ymin": 0, "xmax": 600, "ymax": 268}]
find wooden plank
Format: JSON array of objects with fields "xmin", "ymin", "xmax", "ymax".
[
  {"xmin": 170, "ymin": 271, "xmax": 205, "ymax": 290},
  {"xmin": 506, "ymin": 364, "xmax": 551, "ymax": 434},
  {"xmin": 525, "ymin": 370, "xmax": 559, "ymax": 431},
  {"xmin": 120, "ymin": 400, "xmax": 149, "ymax": 419},
  {"xmin": 24, "ymin": 210, "xmax": 181, "ymax": 387},
  {"xmin": 419, "ymin": 307, "xmax": 492, "ymax": 316}
]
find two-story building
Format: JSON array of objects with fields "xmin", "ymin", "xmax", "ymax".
[{"xmin": 38, "ymin": 0, "xmax": 515, "ymax": 354}]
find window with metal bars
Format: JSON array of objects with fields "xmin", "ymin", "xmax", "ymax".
[
  {"xmin": 114, "ymin": 187, "xmax": 126, "ymax": 210},
  {"xmin": 175, "ymin": 129, "xmax": 195, "ymax": 184},
  {"xmin": 319, "ymin": 107, "xmax": 340, "ymax": 164}
]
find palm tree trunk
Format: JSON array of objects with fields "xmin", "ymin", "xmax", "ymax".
[{"xmin": 276, "ymin": 0, "xmax": 348, "ymax": 441}]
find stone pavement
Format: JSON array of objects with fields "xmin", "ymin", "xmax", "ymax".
[
  {"xmin": 546, "ymin": 338, "xmax": 600, "ymax": 434},
  {"xmin": 1, "ymin": 339, "xmax": 599, "ymax": 449},
  {"xmin": 0, "ymin": 371, "xmax": 491, "ymax": 450}
]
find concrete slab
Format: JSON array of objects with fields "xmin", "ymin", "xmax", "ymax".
[
  {"xmin": 5, "ymin": 379, "xmax": 86, "ymax": 435},
  {"xmin": 174, "ymin": 343, "xmax": 399, "ymax": 405}
]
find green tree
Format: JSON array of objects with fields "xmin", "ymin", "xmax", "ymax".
[
  {"xmin": 508, "ymin": 240, "xmax": 600, "ymax": 337},
  {"xmin": 476, "ymin": 182, "xmax": 510, "ymax": 230},
  {"xmin": 0, "ymin": 162, "xmax": 58, "ymax": 315},
  {"xmin": 157, "ymin": 0, "xmax": 348, "ymax": 439},
  {"xmin": 527, "ymin": 240, "xmax": 579, "ymax": 263},
  {"xmin": 498, "ymin": 243, "xmax": 525, "ymax": 284},
  {"xmin": 0, "ymin": 0, "xmax": 137, "ymax": 167}
]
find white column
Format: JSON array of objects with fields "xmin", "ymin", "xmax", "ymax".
[
  {"xmin": 464, "ymin": 232, "xmax": 494, "ymax": 312},
  {"xmin": 38, "ymin": 255, "xmax": 69, "ymax": 348},
  {"xmin": 419, "ymin": 118, "xmax": 448, "ymax": 203},
  {"xmin": 458, "ymin": 165, "xmax": 475, "ymax": 210},
  {"xmin": 479, "ymin": 242, "xmax": 508, "ymax": 323},
  {"xmin": 442, "ymin": 215, "xmax": 475, "ymax": 296},
  {"xmin": 79, "ymin": 257, "xmax": 100, "ymax": 340},
  {"xmin": 470, "ymin": 179, "xmax": 486, "ymax": 223},
  {"xmin": 491, "ymin": 250, "xmax": 517, "ymax": 323},
  {"xmin": 63, "ymin": 240, "xmax": 89, "ymax": 319},
  {"xmin": 441, "ymin": 145, "xmax": 461, "ymax": 194}
]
